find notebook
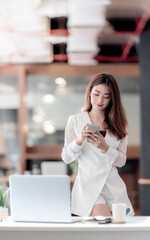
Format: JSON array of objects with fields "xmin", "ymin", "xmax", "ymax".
[{"xmin": 9, "ymin": 175, "xmax": 80, "ymax": 223}]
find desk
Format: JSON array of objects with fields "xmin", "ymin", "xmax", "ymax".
[{"xmin": 0, "ymin": 217, "xmax": 150, "ymax": 240}]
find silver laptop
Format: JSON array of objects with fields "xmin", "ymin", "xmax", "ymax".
[{"xmin": 9, "ymin": 175, "xmax": 78, "ymax": 223}]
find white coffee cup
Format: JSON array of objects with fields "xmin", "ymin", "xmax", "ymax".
[{"xmin": 112, "ymin": 203, "xmax": 131, "ymax": 223}]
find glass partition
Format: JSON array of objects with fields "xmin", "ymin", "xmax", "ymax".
[
  {"xmin": 26, "ymin": 75, "xmax": 140, "ymax": 146},
  {"xmin": 0, "ymin": 77, "xmax": 19, "ymax": 176}
]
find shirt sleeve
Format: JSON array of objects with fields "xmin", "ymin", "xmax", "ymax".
[
  {"xmin": 100, "ymin": 135, "xmax": 128, "ymax": 168},
  {"xmin": 61, "ymin": 115, "xmax": 83, "ymax": 164}
]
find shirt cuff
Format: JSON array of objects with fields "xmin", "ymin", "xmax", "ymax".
[
  {"xmin": 69, "ymin": 139, "xmax": 83, "ymax": 153},
  {"xmin": 101, "ymin": 147, "xmax": 118, "ymax": 167}
]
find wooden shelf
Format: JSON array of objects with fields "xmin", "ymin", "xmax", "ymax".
[
  {"xmin": 26, "ymin": 144, "xmax": 63, "ymax": 160},
  {"xmin": 127, "ymin": 146, "xmax": 140, "ymax": 159},
  {"xmin": 0, "ymin": 63, "xmax": 139, "ymax": 77},
  {"xmin": 24, "ymin": 144, "xmax": 140, "ymax": 161},
  {"xmin": 25, "ymin": 63, "xmax": 139, "ymax": 77}
]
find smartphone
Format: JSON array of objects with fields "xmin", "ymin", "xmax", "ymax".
[
  {"xmin": 86, "ymin": 124, "xmax": 106, "ymax": 137},
  {"xmin": 95, "ymin": 216, "xmax": 112, "ymax": 223},
  {"xmin": 86, "ymin": 124, "xmax": 100, "ymax": 134}
]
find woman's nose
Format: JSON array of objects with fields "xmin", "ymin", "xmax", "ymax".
[{"xmin": 98, "ymin": 95, "xmax": 104, "ymax": 103}]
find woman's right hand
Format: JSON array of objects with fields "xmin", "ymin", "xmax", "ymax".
[
  {"xmin": 76, "ymin": 123, "xmax": 96, "ymax": 146},
  {"xmin": 76, "ymin": 123, "xmax": 88, "ymax": 146}
]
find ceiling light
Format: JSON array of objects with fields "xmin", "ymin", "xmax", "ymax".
[
  {"xmin": 32, "ymin": 110, "xmax": 45, "ymax": 123},
  {"xmin": 43, "ymin": 121, "xmax": 56, "ymax": 134},
  {"xmin": 43, "ymin": 94, "xmax": 55, "ymax": 103},
  {"xmin": 55, "ymin": 77, "xmax": 67, "ymax": 87}
]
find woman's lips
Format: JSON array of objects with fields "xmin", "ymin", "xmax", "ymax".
[{"xmin": 97, "ymin": 104, "xmax": 103, "ymax": 107}]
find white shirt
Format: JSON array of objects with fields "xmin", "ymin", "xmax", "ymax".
[{"xmin": 61, "ymin": 112, "xmax": 135, "ymax": 216}]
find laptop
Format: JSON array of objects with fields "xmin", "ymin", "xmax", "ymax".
[{"xmin": 9, "ymin": 175, "xmax": 80, "ymax": 223}]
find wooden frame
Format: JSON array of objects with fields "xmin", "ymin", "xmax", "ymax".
[
  {"xmin": 0, "ymin": 63, "xmax": 140, "ymax": 173},
  {"xmin": 0, "ymin": 63, "xmax": 139, "ymax": 77}
]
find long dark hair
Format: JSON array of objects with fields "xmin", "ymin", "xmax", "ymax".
[{"xmin": 82, "ymin": 73, "xmax": 128, "ymax": 139}]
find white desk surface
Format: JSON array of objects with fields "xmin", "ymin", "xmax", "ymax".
[{"xmin": 0, "ymin": 216, "xmax": 150, "ymax": 232}]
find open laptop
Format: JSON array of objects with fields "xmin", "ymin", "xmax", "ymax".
[{"xmin": 9, "ymin": 175, "xmax": 80, "ymax": 223}]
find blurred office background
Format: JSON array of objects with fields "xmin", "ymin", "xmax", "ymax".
[{"xmin": 0, "ymin": 0, "xmax": 150, "ymax": 215}]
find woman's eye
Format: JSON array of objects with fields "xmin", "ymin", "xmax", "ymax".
[
  {"xmin": 94, "ymin": 93, "xmax": 99, "ymax": 96},
  {"xmin": 104, "ymin": 96, "xmax": 110, "ymax": 99}
]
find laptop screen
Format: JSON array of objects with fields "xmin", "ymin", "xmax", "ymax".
[{"xmin": 9, "ymin": 175, "xmax": 71, "ymax": 223}]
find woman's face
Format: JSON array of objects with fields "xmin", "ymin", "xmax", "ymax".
[{"xmin": 90, "ymin": 84, "xmax": 111, "ymax": 111}]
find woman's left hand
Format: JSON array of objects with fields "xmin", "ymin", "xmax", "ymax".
[{"xmin": 91, "ymin": 133, "xmax": 109, "ymax": 153}]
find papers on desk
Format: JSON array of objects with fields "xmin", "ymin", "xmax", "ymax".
[{"xmin": 81, "ymin": 216, "xmax": 112, "ymax": 224}]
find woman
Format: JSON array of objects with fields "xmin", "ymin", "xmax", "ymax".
[{"xmin": 61, "ymin": 73, "xmax": 134, "ymax": 217}]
